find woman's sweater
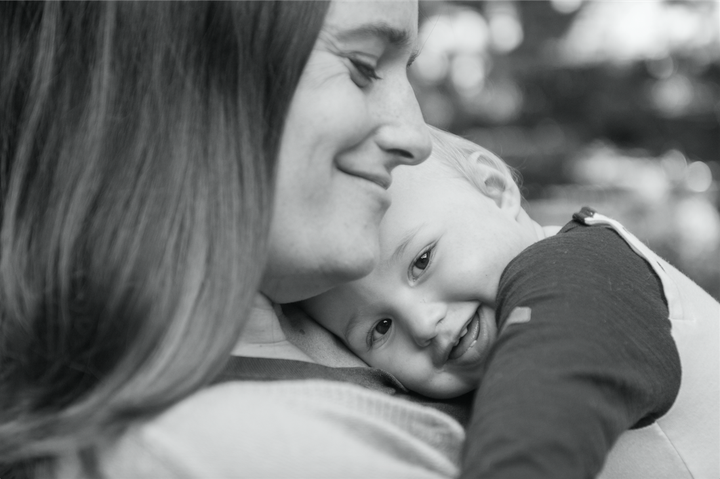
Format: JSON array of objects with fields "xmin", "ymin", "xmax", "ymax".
[{"xmin": 87, "ymin": 379, "xmax": 465, "ymax": 478}]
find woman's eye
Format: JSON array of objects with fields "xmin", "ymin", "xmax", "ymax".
[
  {"xmin": 349, "ymin": 59, "xmax": 381, "ymax": 87},
  {"xmin": 369, "ymin": 319, "xmax": 392, "ymax": 346},
  {"xmin": 410, "ymin": 247, "xmax": 433, "ymax": 281}
]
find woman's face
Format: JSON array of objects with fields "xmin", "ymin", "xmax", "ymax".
[{"xmin": 262, "ymin": 0, "xmax": 431, "ymax": 303}]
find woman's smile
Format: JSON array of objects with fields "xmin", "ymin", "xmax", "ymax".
[
  {"xmin": 341, "ymin": 169, "xmax": 392, "ymax": 209},
  {"xmin": 336, "ymin": 162, "xmax": 393, "ymax": 190}
]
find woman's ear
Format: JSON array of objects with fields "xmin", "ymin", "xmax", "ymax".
[{"xmin": 468, "ymin": 152, "xmax": 523, "ymax": 220}]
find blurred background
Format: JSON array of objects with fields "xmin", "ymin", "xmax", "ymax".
[{"xmin": 410, "ymin": 0, "xmax": 720, "ymax": 300}]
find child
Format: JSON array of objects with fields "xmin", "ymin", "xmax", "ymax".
[{"xmin": 301, "ymin": 128, "xmax": 719, "ymax": 479}]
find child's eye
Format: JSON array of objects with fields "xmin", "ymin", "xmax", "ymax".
[
  {"xmin": 409, "ymin": 246, "xmax": 434, "ymax": 281},
  {"xmin": 349, "ymin": 58, "xmax": 381, "ymax": 87},
  {"xmin": 369, "ymin": 318, "xmax": 392, "ymax": 347}
]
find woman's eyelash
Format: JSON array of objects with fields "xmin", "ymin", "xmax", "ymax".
[
  {"xmin": 350, "ymin": 59, "xmax": 381, "ymax": 82},
  {"xmin": 407, "ymin": 51, "xmax": 419, "ymax": 69}
]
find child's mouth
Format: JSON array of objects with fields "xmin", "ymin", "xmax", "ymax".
[{"xmin": 448, "ymin": 310, "xmax": 482, "ymax": 360}]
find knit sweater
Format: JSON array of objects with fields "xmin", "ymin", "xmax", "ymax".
[{"xmin": 73, "ymin": 379, "xmax": 465, "ymax": 478}]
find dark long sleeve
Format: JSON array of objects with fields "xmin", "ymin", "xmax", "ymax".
[{"xmin": 460, "ymin": 222, "xmax": 681, "ymax": 479}]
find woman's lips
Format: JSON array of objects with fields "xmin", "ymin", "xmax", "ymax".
[
  {"xmin": 338, "ymin": 166, "xmax": 392, "ymax": 190},
  {"xmin": 448, "ymin": 311, "xmax": 481, "ymax": 360}
]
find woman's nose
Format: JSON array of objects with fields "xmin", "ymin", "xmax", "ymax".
[
  {"xmin": 405, "ymin": 302, "xmax": 447, "ymax": 347},
  {"xmin": 374, "ymin": 80, "xmax": 432, "ymax": 167}
]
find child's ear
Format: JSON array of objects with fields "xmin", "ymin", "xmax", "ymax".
[{"xmin": 468, "ymin": 152, "xmax": 523, "ymax": 219}]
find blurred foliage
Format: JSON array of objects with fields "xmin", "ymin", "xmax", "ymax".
[{"xmin": 411, "ymin": 0, "xmax": 720, "ymax": 299}]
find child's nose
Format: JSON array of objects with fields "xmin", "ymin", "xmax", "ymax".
[{"xmin": 406, "ymin": 302, "xmax": 448, "ymax": 346}]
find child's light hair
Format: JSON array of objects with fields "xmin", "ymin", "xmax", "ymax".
[{"xmin": 428, "ymin": 126, "xmax": 519, "ymax": 196}]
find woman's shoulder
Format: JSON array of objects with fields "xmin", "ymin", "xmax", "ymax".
[{"xmin": 100, "ymin": 380, "xmax": 464, "ymax": 478}]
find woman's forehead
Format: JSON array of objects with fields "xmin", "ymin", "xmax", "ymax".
[{"xmin": 323, "ymin": 0, "xmax": 419, "ymax": 49}]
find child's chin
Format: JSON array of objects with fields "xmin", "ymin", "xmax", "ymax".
[
  {"xmin": 414, "ymin": 377, "xmax": 479, "ymax": 400},
  {"xmin": 453, "ymin": 344, "xmax": 486, "ymax": 367}
]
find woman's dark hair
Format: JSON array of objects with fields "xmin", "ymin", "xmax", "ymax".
[{"xmin": 0, "ymin": 1, "xmax": 330, "ymax": 477}]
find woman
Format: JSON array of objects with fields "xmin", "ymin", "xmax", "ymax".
[{"xmin": 1, "ymin": 1, "xmax": 464, "ymax": 478}]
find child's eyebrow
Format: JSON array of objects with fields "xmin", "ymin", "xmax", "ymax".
[{"xmin": 391, "ymin": 226, "xmax": 422, "ymax": 263}]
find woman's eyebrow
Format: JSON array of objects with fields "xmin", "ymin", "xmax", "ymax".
[{"xmin": 333, "ymin": 23, "xmax": 416, "ymax": 51}]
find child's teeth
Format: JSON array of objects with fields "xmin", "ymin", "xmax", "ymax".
[{"xmin": 461, "ymin": 327, "xmax": 468, "ymax": 338}]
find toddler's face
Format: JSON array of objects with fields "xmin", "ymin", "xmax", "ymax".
[{"xmin": 303, "ymin": 155, "xmax": 534, "ymax": 398}]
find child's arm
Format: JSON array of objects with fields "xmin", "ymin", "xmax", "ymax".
[{"xmin": 460, "ymin": 223, "xmax": 681, "ymax": 479}]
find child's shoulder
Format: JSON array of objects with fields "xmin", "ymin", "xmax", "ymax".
[
  {"xmin": 499, "ymin": 208, "xmax": 667, "ymax": 318},
  {"xmin": 513, "ymin": 215, "xmax": 641, "ymax": 274}
]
